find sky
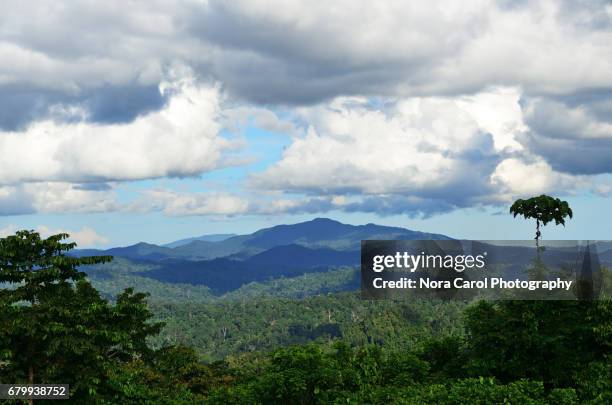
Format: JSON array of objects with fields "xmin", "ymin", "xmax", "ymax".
[{"xmin": 1, "ymin": 0, "xmax": 612, "ymax": 247}]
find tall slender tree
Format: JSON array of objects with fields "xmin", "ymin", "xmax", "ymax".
[{"xmin": 509, "ymin": 195, "xmax": 573, "ymax": 246}]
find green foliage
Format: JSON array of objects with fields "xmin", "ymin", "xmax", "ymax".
[
  {"xmin": 104, "ymin": 357, "xmax": 199, "ymax": 404},
  {"xmin": 203, "ymin": 298, "xmax": 610, "ymax": 404},
  {"xmin": 149, "ymin": 293, "xmax": 465, "ymax": 360},
  {"xmin": 464, "ymin": 300, "xmax": 612, "ymax": 390},
  {"xmin": 417, "ymin": 336, "xmax": 466, "ymax": 379},
  {"xmin": 87, "ymin": 260, "xmax": 357, "ymax": 303},
  {"xmin": 85, "ymin": 257, "xmax": 215, "ymax": 303},
  {"xmin": 206, "ymin": 345, "xmax": 583, "ymax": 404},
  {"xmin": 340, "ymin": 379, "xmax": 577, "ymax": 404},
  {"xmin": 222, "ymin": 267, "xmax": 358, "ymax": 300},
  {"xmin": 0, "ymin": 230, "xmax": 111, "ymax": 296},
  {"xmin": 510, "ymin": 195, "xmax": 573, "ymax": 227},
  {"xmin": 1, "ymin": 230, "xmax": 610, "ymax": 403},
  {"xmin": 104, "ymin": 346, "xmax": 235, "ymax": 404},
  {"xmin": 509, "ymin": 195, "xmax": 573, "ymax": 240},
  {"xmin": 0, "ymin": 231, "xmax": 164, "ymax": 402}
]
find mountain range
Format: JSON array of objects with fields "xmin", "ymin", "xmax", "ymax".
[
  {"xmin": 76, "ymin": 218, "xmax": 611, "ymax": 295},
  {"xmin": 76, "ymin": 218, "xmax": 450, "ymax": 261},
  {"xmin": 77, "ymin": 218, "xmax": 450, "ymax": 293}
]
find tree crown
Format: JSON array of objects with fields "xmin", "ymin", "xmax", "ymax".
[{"xmin": 509, "ymin": 195, "xmax": 573, "ymax": 226}]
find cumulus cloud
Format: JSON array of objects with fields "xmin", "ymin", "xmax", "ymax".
[
  {"xmin": 128, "ymin": 189, "xmax": 341, "ymax": 216},
  {"xmin": 0, "ymin": 182, "xmax": 117, "ymax": 215},
  {"xmin": 253, "ymin": 91, "xmax": 503, "ymax": 204},
  {"xmin": 518, "ymin": 93, "xmax": 612, "ymax": 174},
  {"xmin": 250, "ymin": 88, "xmax": 588, "ymax": 215},
  {"xmin": 0, "ymin": 79, "xmax": 231, "ymax": 184},
  {"xmin": 2, "ymin": 0, "xmax": 611, "ymax": 122},
  {"xmin": 0, "ymin": 0, "xmax": 208, "ymax": 128},
  {"xmin": 0, "ymin": 224, "xmax": 108, "ymax": 247},
  {"xmin": 124, "ymin": 189, "xmax": 487, "ymax": 218},
  {"xmin": 36, "ymin": 225, "xmax": 109, "ymax": 247},
  {"xmin": 250, "ymin": 196, "xmax": 337, "ymax": 215},
  {"xmin": 0, "ymin": 186, "xmax": 35, "ymax": 215},
  {"xmin": 340, "ymin": 195, "xmax": 458, "ymax": 218},
  {"xmin": 490, "ymin": 157, "xmax": 584, "ymax": 198},
  {"xmin": 195, "ymin": 0, "xmax": 612, "ymax": 103},
  {"xmin": 1, "ymin": 0, "xmax": 611, "ymax": 219},
  {"xmin": 130, "ymin": 189, "xmax": 250, "ymax": 216},
  {"xmin": 221, "ymin": 107, "xmax": 301, "ymax": 136}
]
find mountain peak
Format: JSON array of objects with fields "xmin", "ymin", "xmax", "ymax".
[
  {"xmin": 134, "ymin": 241, "xmax": 155, "ymax": 247},
  {"xmin": 163, "ymin": 233, "xmax": 236, "ymax": 248},
  {"xmin": 310, "ymin": 217, "xmax": 341, "ymax": 224}
]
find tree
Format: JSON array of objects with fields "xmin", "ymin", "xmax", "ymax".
[
  {"xmin": 0, "ymin": 230, "xmax": 163, "ymax": 402},
  {"xmin": 463, "ymin": 198, "xmax": 612, "ymax": 400},
  {"xmin": 509, "ymin": 195, "xmax": 573, "ymax": 245},
  {"xmin": 465, "ymin": 300, "xmax": 611, "ymax": 390}
]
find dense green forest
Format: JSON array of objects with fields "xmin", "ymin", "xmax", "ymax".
[
  {"xmin": 149, "ymin": 293, "xmax": 465, "ymax": 361},
  {"xmin": 86, "ymin": 259, "xmax": 466, "ymax": 361},
  {"xmin": 1, "ymin": 231, "xmax": 611, "ymax": 403}
]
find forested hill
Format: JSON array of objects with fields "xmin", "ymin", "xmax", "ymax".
[
  {"xmin": 77, "ymin": 218, "xmax": 450, "ymax": 294},
  {"xmin": 141, "ymin": 245, "xmax": 360, "ymax": 293},
  {"xmin": 74, "ymin": 217, "xmax": 451, "ymax": 261}
]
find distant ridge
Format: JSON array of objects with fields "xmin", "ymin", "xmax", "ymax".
[
  {"xmin": 142, "ymin": 243, "xmax": 361, "ymax": 292},
  {"xmin": 73, "ymin": 242, "xmax": 173, "ymax": 261},
  {"xmin": 74, "ymin": 217, "xmax": 451, "ymax": 261},
  {"xmin": 163, "ymin": 233, "xmax": 236, "ymax": 248}
]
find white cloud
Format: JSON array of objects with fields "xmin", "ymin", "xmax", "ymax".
[
  {"xmin": 221, "ymin": 106, "xmax": 301, "ymax": 136},
  {"xmin": 2, "ymin": 0, "xmax": 611, "ymax": 107},
  {"xmin": 0, "ymin": 78, "xmax": 231, "ymax": 184},
  {"xmin": 0, "ymin": 182, "xmax": 117, "ymax": 215},
  {"xmin": 490, "ymin": 157, "xmax": 583, "ymax": 200},
  {"xmin": 0, "ymin": 0, "xmax": 610, "ymax": 219},
  {"xmin": 251, "ymin": 87, "xmax": 587, "ymax": 214},
  {"xmin": 130, "ymin": 189, "xmax": 250, "ymax": 216},
  {"xmin": 0, "ymin": 224, "xmax": 108, "ymax": 247},
  {"xmin": 522, "ymin": 97, "xmax": 612, "ymax": 140},
  {"xmin": 128, "ymin": 189, "xmax": 343, "ymax": 216},
  {"xmin": 455, "ymin": 87, "xmax": 525, "ymax": 152},
  {"xmin": 435, "ymin": 0, "xmax": 612, "ymax": 95},
  {"xmin": 200, "ymin": 0, "xmax": 612, "ymax": 102},
  {"xmin": 0, "ymin": 1, "xmax": 206, "ymax": 91},
  {"xmin": 36, "ymin": 225, "xmax": 109, "ymax": 247},
  {"xmin": 516, "ymin": 94, "xmax": 612, "ymax": 175},
  {"xmin": 0, "ymin": 83, "xmax": 591, "ymax": 218},
  {"xmin": 254, "ymin": 90, "xmax": 506, "ymax": 196}
]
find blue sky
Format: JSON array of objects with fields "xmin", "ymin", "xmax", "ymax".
[
  {"xmin": 1, "ymin": 1, "xmax": 612, "ymax": 247},
  {"xmin": 3, "ymin": 194, "xmax": 610, "ymax": 249}
]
